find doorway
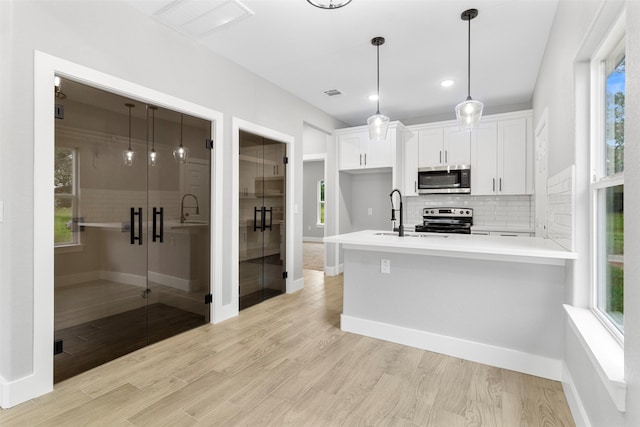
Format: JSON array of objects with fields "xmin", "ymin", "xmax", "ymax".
[
  {"xmin": 238, "ymin": 130, "xmax": 287, "ymax": 310},
  {"xmin": 53, "ymin": 77, "xmax": 211, "ymax": 382}
]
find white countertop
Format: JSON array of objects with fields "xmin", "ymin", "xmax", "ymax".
[{"xmin": 324, "ymin": 230, "xmax": 577, "ymax": 265}]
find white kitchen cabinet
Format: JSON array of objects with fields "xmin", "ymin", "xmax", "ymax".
[
  {"xmin": 472, "ymin": 114, "xmax": 531, "ymax": 195},
  {"xmin": 337, "ymin": 128, "xmax": 392, "ymax": 170},
  {"xmin": 403, "ymin": 130, "xmax": 419, "ymax": 196},
  {"xmin": 418, "ymin": 125, "xmax": 470, "ymax": 167}
]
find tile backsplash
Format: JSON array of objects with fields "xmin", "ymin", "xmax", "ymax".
[{"xmin": 405, "ymin": 195, "xmax": 533, "ymax": 229}]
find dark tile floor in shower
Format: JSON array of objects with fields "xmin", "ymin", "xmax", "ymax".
[{"xmin": 54, "ymin": 303, "xmax": 205, "ymax": 383}]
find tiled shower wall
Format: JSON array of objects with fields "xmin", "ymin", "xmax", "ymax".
[
  {"xmin": 80, "ymin": 188, "xmax": 181, "ymax": 223},
  {"xmin": 405, "ymin": 195, "xmax": 533, "ymax": 229}
]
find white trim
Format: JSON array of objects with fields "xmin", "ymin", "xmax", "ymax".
[
  {"xmin": 564, "ymin": 304, "xmax": 626, "ymax": 411},
  {"xmin": 324, "ymin": 263, "xmax": 343, "ymax": 277},
  {"xmin": 232, "ymin": 117, "xmax": 296, "ymax": 313},
  {"xmin": 303, "ymin": 153, "xmax": 326, "ymax": 162},
  {"xmin": 562, "ymin": 362, "xmax": 593, "ymax": 427},
  {"xmin": 341, "ymin": 314, "xmax": 562, "ymax": 381},
  {"xmin": 303, "ymin": 236, "xmax": 324, "ymax": 243},
  {"xmin": 28, "ymin": 50, "xmax": 224, "ymax": 408},
  {"xmin": 287, "ymin": 277, "xmax": 304, "ymax": 294}
]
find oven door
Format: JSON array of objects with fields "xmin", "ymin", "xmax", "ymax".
[{"xmin": 417, "ymin": 166, "xmax": 470, "ymax": 194}]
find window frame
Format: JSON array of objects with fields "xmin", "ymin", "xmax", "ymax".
[
  {"xmin": 54, "ymin": 146, "xmax": 80, "ymax": 248},
  {"xmin": 589, "ymin": 20, "xmax": 625, "ymax": 343},
  {"xmin": 316, "ymin": 179, "xmax": 325, "ymax": 226}
]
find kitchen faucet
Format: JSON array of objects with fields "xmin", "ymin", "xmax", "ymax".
[
  {"xmin": 389, "ymin": 189, "xmax": 404, "ymax": 237},
  {"xmin": 180, "ymin": 193, "xmax": 200, "ymax": 223}
]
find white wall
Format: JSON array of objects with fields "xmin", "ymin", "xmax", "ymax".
[
  {"xmin": 0, "ymin": 0, "xmax": 344, "ymax": 405},
  {"xmin": 533, "ymin": 0, "xmax": 639, "ymax": 425}
]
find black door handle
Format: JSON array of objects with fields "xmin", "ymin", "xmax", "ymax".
[
  {"xmin": 264, "ymin": 207, "xmax": 273, "ymax": 231},
  {"xmin": 254, "ymin": 207, "xmax": 260, "ymax": 232},
  {"xmin": 153, "ymin": 207, "xmax": 163, "ymax": 243},
  {"xmin": 261, "ymin": 206, "xmax": 266, "ymax": 232},
  {"xmin": 130, "ymin": 207, "xmax": 142, "ymax": 245}
]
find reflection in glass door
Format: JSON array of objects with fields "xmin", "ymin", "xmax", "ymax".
[
  {"xmin": 53, "ymin": 77, "xmax": 211, "ymax": 383},
  {"xmin": 239, "ymin": 131, "xmax": 286, "ymax": 310}
]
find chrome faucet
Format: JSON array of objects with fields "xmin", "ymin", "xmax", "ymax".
[
  {"xmin": 389, "ymin": 189, "xmax": 404, "ymax": 237},
  {"xmin": 180, "ymin": 193, "xmax": 200, "ymax": 223}
]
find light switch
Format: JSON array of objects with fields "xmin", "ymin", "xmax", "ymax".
[
  {"xmin": 381, "ymin": 259, "xmax": 390, "ymax": 274},
  {"xmin": 368, "ymin": 208, "xmax": 373, "ymax": 216}
]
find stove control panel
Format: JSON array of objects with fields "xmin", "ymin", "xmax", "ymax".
[{"xmin": 422, "ymin": 208, "xmax": 473, "ymax": 217}]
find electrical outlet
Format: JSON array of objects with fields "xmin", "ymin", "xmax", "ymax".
[
  {"xmin": 380, "ymin": 259, "xmax": 390, "ymax": 274},
  {"xmin": 368, "ymin": 208, "xmax": 373, "ymax": 215}
]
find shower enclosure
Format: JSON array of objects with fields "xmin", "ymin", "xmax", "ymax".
[
  {"xmin": 53, "ymin": 78, "xmax": 211, "ymax": 383},
  {"xmin": 238, "ymin": 130, "xmax": 287, "ymax": 310}
]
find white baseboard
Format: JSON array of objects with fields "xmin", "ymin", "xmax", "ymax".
[
  {"xmin": 287, "ymin": 277, "xmax": 304, "ymax": 294},
  {"xmin": 303, "ymin": 236, "xmax": 324, "ymax": 243},
  {"xmin": 341, "ymin": 314, "xmax": 562, "ymax": 381},
  {"xmin": 324, "ymin": 263, "xmax": 343, "ymax": 276},
  {"xmin": 55, "ymin": 270, "xmax": 194, "ymax": 291},
  {"xmin": 0, "ymin": 373, "xmax": 52, "ymax": 409},
  {"xmin": 562, "ymin": 362, "xmax": 592, "ymax": 427}
]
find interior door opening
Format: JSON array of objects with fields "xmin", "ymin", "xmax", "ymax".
[
  {"xmin": 53, "ymin": 77, "xmax": 212, "ymax": 383},
  {"xmin": 238, "ymin": 130, "xmax": 287, "ymax": 310}
]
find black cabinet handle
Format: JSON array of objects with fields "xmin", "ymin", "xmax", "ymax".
[
  {"xmin": 153, "ymin": 207, "xmax": 163, "ymax": 243},
  {"xmin": 265, "ymin": 207, "xmax": 273, "ymax": 231},
  {"xmin": 254, "ymin": 207, "xmax": 260, "ymax": 232},
  {"xmin": 130, "ymin": 207, "xmax": 142, "ymax": 245}
]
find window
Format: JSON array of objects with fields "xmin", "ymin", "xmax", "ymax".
[
  {"xmin": 592, "ymin": 34, "xmax": 625, "ymax": 336},
  {"xmin": 55, "ymin": 147, "xmax": 79, "ymax": 246},
  {"xmin": 317, "ymin": 179, "xmax": 325, "ymax": 225}
]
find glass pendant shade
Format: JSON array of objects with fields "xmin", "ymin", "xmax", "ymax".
[
  {"xmin": 306, "ymin": 0, "xmax": 352, "ymax": 9},
  {"xmin": 455, "ymin": 97, "xmax": 484, "ymax": 131},
  {"xmin": 173, "ymin": 144, "xmax": 189, "ymax": 163},
  {"xmin": 149, "ymin": 149, "xmax": 158, "ymax": 166},
  {"xmin": 368, "ymin": 113, "xmax": 390, "ymax": 142},
  {"xmin": 123, "ymin": 148, "xmax": 135, "ymax": 166},
  {"xmin": 123, "ymin": 103, "xmax": 135, "ymax": 166}
]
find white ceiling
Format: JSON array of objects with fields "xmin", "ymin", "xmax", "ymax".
[{"xmin": 126, "ymin": 0, "xmax": 558, "ymax": 126}]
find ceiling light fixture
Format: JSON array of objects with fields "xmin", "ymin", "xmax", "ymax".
[
  {"xmin": 455, "ymin": 8, "xmax": 483, "ymax": 131},
  {"xmin": 368, "ymin": 94, "xmax": 379, "ymax": 101},
  {"xmin": 123, "ymin": 103, "xmax": 136, "ymax": 166},
  {"xmin": 149, "ymin": 106, "xmax": 158, "ymax": 167},
  {"xmin": 306, "ymin": 0, "xmax": 352, "ymax": 9},
  {"xmin": 173, "ymin": 113, "xmax": 189, "ymax": 163},
  {"xmin": 440, "ymin": 79, "xmax": 455, "ymax": 88},
  {"xmin": 367, "ymin": 36, "xmax": 390, "ymax": 142}
]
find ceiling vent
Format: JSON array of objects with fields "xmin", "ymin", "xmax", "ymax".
[
  {"xmin": 151, "ymin": 0, "xmax": 254, "ymax": 38},
  {"xmin": 324, "ymin": 89, "xmax": 342, "ymax": 96}
]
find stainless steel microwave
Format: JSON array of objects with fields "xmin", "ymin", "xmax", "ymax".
[{"xmin": 417, "ymin": 165, "xmax": 471, "ymax": 194}]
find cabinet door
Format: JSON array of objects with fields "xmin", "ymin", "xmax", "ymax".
[
  {"xmin": 497, "ymin": 118, "xmax": 527, "ymax": 195},
  {"xmin": 403, "ymin": 131, "xmax": 419, "ymax": 196},
  {"xmin": 444, "ymin": 126, "xmax": 471, "ymax": 165},
  {"xmin": 471, "ymin": 121, "xmax": 498, "ymax": 195},
  {"xmin": 264, "ymin": 144, "xmax": 285, "ymax": 177},
  {"xmin": 338, "ymin": 133, "xmax": 364, "ymax": 170},
  {"xmin": 418, "ymin": 128, "xmax": 444, "ymax": 167},
  {"xmin": 364, "ymin": 131, "xmax": 392, "ymax": 168}
]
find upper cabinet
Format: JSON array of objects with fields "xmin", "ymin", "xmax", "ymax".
[
  {"xmin": 471, "ymin": 112, "xmax": 532, "ymax": 195},
  {"xmin": 418, "ymin": 126, "xmax": 471, "ymax": 167},
  {"xmin": 337, "ymin": 122, "xmax": 403, "ymax": 171}
]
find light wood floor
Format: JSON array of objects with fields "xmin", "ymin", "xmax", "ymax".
[{"xmin": 0, "ymin": 270, "xmax": 575, "ymax": 426}]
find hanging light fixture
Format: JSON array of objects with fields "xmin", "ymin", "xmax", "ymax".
[
  {"xmin": 306, "ymin": 0, "xmax": 352, "ymax": 9},
  {"xmin": 455, "ymin": 8, "xmax": 483, "ymax": 131},
  {"xmin": 54, "ymin": 76, "xmax": 66, "ymax": 99},
  {"xmin": 173, "ymin": 113, "xmax": 189, "ymax": 163},
  {"xmin": 148, "ymin": 106, "xmax": 158, "ymax": 166},
  {"xmin": 123, "ymin": 103, "xmax": 135, "ymax": 166},
  {"xmin": 367, "ymin": 36, "xmax": 390, "ymax": 142}
]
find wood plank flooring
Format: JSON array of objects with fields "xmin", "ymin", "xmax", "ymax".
[{"xmin": 0, "ymin": 270, "xmax": 575, "ymax": 426}]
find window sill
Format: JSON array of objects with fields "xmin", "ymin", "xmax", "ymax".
[
  {"xmin": 564, "ymin": 304, "xmax": 626, "ymax": 412},
  {"xmin": 316, "ymin": 224, "xmax": 325, "ymax": 227},
  {"xmin": 55, "ymin": 244, "xmax": 84, "ymax": 254}
]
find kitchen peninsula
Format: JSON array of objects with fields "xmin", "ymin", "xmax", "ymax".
[{"xmin": 324, "ymin": 230, "xmax": 577, "ymax": 381}]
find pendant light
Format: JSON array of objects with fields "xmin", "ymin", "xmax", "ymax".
[
  {"xmin": 123, "ymin": 103, "xmax": 135, "ymax": 166},
  {"xmin": 306, "ymin": 0, "xmax": 352, "ymax": 9},
  {"xmin": 455, "ymin": 8, "xmax": 484, "ymax": 131},
  {"xmin": 148, "ymin": 106, "xmax": 158, "ymax": 167},
  {"xmin": 173, "ymin": 113, "xmax": 189, "ymax": 163},
  {"xmin": 367, "ymin": 36, "xmax": 390, "ymax": 142}
]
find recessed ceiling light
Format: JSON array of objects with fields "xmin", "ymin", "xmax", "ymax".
[
  {"xmin": 368, "ymin": 94, "xmax": 379, "ymax": 101},
  {"xmin": 440, "ymin": 79, "xmax": 455, "ymax": 88}
]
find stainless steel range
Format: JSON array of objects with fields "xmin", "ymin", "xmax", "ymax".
[{"xmin": 414, "ymin": 207, "xmax": 473, "ymax": 234}]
